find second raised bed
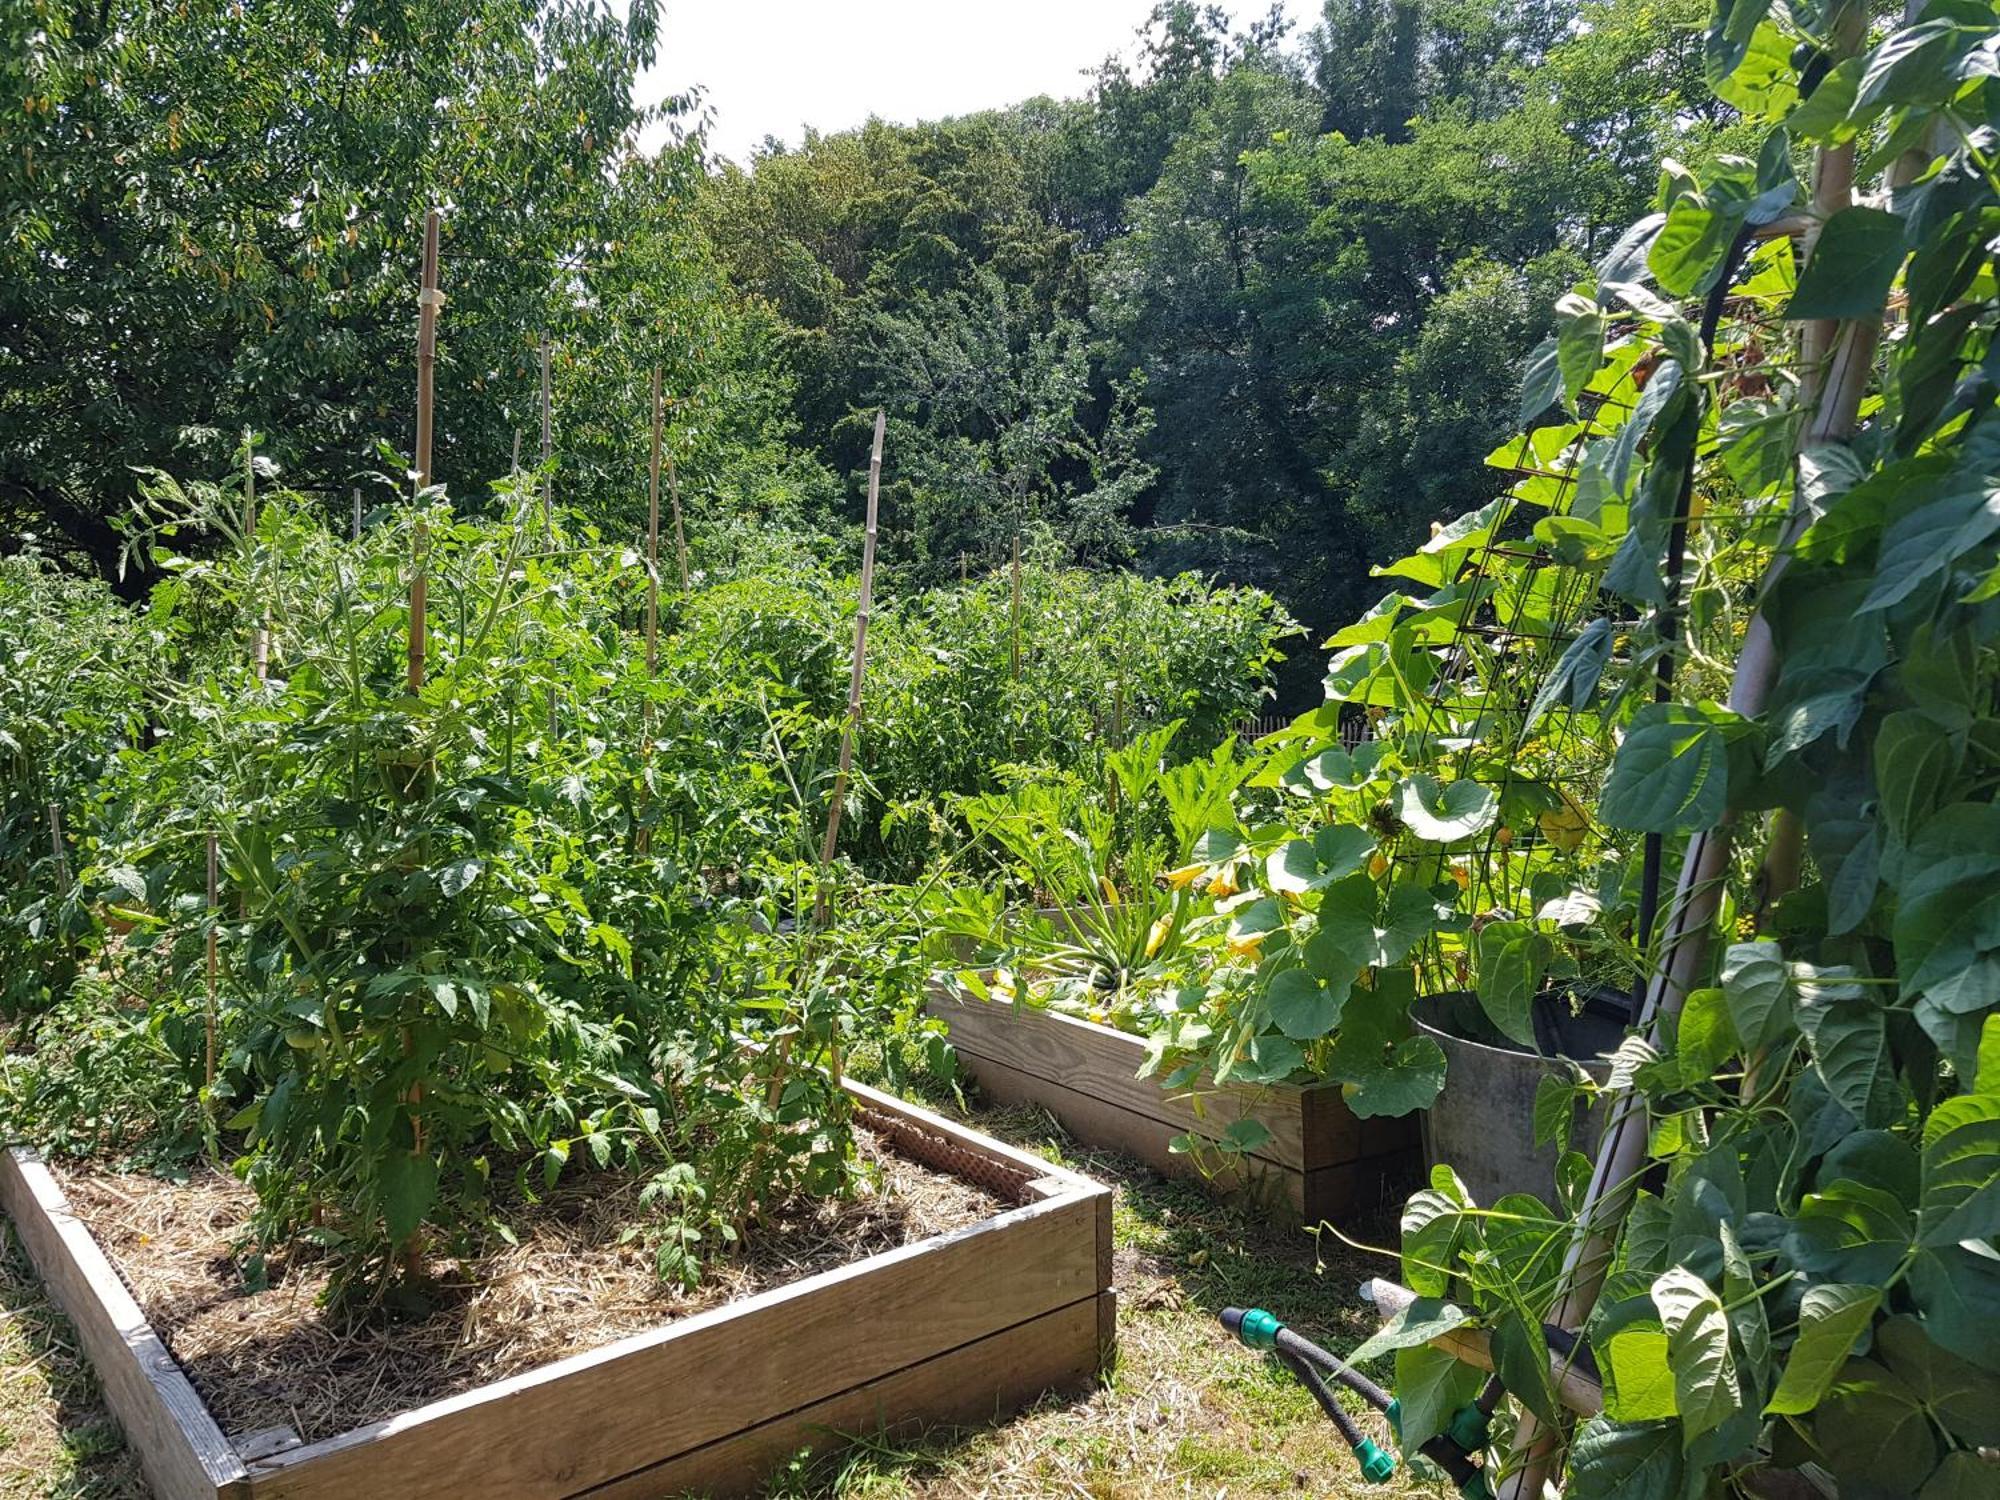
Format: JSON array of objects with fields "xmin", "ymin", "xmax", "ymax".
[{"xmin": 928, "ymin": 983, "xmax": 1418, "ymax": 1227}]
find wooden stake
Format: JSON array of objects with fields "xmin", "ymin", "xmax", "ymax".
[
  {"xmin": 540, "ymin": 333, "xmax": 556, "ymax": 739},
  {"xmin": 813, "ymin": 409, "xmax": 887, "ymax": 1080},
  {"xmin": 1009, "ymin": 533, "xmax": 1022, "ymax": 681},
  {"xmin": 635, "ymin": 370, "xmax": 665, "ymax": 855},
  {"xmin": 667, "ymin": 455, "xmax": 690, "ymax": 593},
  {"xmin": 46, "ymin": 803, "xmax": 67, "ymax": 892},
  {"xmin": 204, "ymin": 832, "xmax": 219, "ymax": 1090},
  {"xmin": 761, "ymin": 413, "xmax": 889, "ymax": 1112},
  {"xmin": 247, "ymin": 435, "xmax": 268, "ymax": 681},
  {"xmin": 399, "ymin": 209, "xmax": 442, "ymax": 1275},
  {"xmin": 539, "ymin": 334, "xmax": 553, "ymax": 542},
  {"xmin": 409, "ymin": 207, "xmax": 440, "ymax": 696},
  {"xmin": 646, "ymin": 368, "xmax": 664, "ymax": 678},
  {"xmin": 351, "ymin": 486, "xmax": 362, "ymax": 542}
]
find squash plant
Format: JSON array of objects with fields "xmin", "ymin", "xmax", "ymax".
[
  {"xmin": 1361, "ymin": 4, "xmax": 2000, "ymax": 1496},
  {"xmin": 926, "ymin": 724, "xmax": 1247, "ymax": 1026}
]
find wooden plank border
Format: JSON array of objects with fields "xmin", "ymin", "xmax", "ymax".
[
  {"xmin": 0, "ymin": 1149, "xmax": 250, "ymax": 1500},
  {"xmin": 927, "ymin": 981, "xmax": 1418, "ymax": 1225},
  {"xmin": 1, "ymin": 1082, "xmax": 1114, "ymax": 1500}
]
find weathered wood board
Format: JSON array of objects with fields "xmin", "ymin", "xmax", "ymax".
[
  {"xmin": 0, "ymin": 1079, "xmax": 1113, "ymax": 1500},
  {"xmin": 927, "ymin": 983, "xmax": 1418, "ymax": 1226}
]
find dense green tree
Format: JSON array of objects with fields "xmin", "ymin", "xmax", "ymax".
[
  {"xmin": 0, "ymin": 0, "xmax": 781, "ymax": 580},
  {"xmin": 690, "ymin": 0, "xmax": 1755, "ymax": 701}
]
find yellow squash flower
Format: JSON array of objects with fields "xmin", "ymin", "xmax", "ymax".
[
  {"xmin": 1164, "ymin": 863, "xmax": 1205, "ymax": 890},
  {"xmin": 1539, "ymin": 794, "xmax": 1590, "ymax": 854},
  {"xmin": 1146, "ymin": 913, "xmax": 1174, "ymax": 959},
  {"xmin": 1227, "ymin": 930, "xmax": 1268, "ymax": 961}
]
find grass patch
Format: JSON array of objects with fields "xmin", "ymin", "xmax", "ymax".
[{"xmin": 0, "ymin": 1223, "xmax": 144, "ymax": 1500}]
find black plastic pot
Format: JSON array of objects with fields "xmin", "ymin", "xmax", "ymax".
[{"xmin": 1411, "ymin": 988, "xmax": 1623, "ymax": 1208}]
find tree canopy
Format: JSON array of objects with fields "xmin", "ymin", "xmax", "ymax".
[{"xmin": 6, "ymin": 0, "xmax": 1759, "ymax": 695}]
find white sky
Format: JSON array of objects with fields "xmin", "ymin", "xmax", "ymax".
[{"xmin": 637, "ymin": 0, "xmax": 1321, "ymax": 164}]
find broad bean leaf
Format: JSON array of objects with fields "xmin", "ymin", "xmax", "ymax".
[
  {"xmin": 1476, "ymin": 920, "xmax": 1552, "ymax": 1048},
  {"xmin": 1720, "ymin": 941, "xmax": 1794, "ymax": 1051},
  {"xmin": 1651, "ymin": 1267, "xmax": 1740, "ymax": 1446},
  {"xmin": 1520, "ymin": 336, "xmax": 1564, "ymax": 426},
  {"xmin": 1568, "ymin": 1418, "xmax": 1684, "ymax": 1500},
  {"xmin": 1600, "ymin": 703, "xmax": 1750, "ymax": 833},
  {"xmin": 1790, "ymin": 1180, "xmax": 1914, "ymax": 1282},
  {"xmin": 1815, "ymin": 1358, "xmax": 1938, "ymax": 1494},
  {"xmin": 1794, "ymin": 970, "xmax": 1888, "ymax": 1121},
  {"xmin": 1493, "ymin": 1305, "xmax": 1560, "ymax": 1425},
  {"xmin": 1346, "ymin": 1296, "xmax": 1469, "ymax": 1363},
  {"xmin": 1765, "ymin": 1284, "xmax": 1881, "ymax": 1415},
  {"xmin": 1787, "ymin": 207, "xmax": 1908, "ymax": 320},
  {"xmin": 1918, "ymin": 1093, "xmax": 2000, "ymax": 1248},
  {"xmin": 1394, "ymin": 1343, "xmax": 1486, "ymax": 1449},
  {"xmin": 1875, "ymin": 1316, "xmax": 2000, "ymax": 1446}
]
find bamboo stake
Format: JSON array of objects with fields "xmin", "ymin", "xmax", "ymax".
[
  {"xmin": 540, "ymin": 333, "xmax": 556, "ymax": 739},
  {"xmin": 351, "ymin": 486, "xmax": 362, "ymax": 542},
  {"xmin": 204, "ymin": 832, "xmax": 219, "ymax": 1090},
  {"xmin": 397, "ymin": 208, "xmax": 442, "ymax": 1274},
  {"xmin": 758, "ymin": 411, "xmax": 888, "ymax": 1116},
  {"xmin": 1366, "ymin": 1281, "xmax": 1603, "ymax": 1418},
  {"xmin": 814, "ymin": 409, "xmax": 886, "ymax": 934},
  {"xmin": 246, "ymin": 435, "xmax": 268, "ymax": 681},
  {"xmin": 805, "ymin": 408, "xmax": 888, "ymax": 1092},
  {"xmin": 1499, "ymin": 10, "xmax": 1881, "ymax": 1492},
  {"xmin": 636, "ymin": 370, "xmax": 665, "ymax": 855},
  {"xmin": 539, "ymin": 335, "xmax": 553, "ymax": 542},
  {"xmin": 409, "ymin": 208, "xmax": 440, "ymax": 695},
  {"xmin": 1009, "ymin": 532, "xmax": 1022, "ymax": 680},
  {"xmin": 46, "ymin": 803, "xmax": 67, "ymax": 891},
  {"xmin": 667, "ymin": 454, "xmax": 690, "ymax": 592},
  {"xmin": 646, "ymin": 368, "xmax": 664, "ymax": 678}
]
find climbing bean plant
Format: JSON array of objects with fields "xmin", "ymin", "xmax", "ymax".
[{"xmin": 1356, "ymin": 3, "xmax": 2000, "ymax": 1497}]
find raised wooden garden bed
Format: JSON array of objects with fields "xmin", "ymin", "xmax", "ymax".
[
  {"xmin": 0, "ymin": 1079, "xmax": 1113, "ymax": 1500},
  {"xmin": 927, "ymin": 983, "xmax": 1419, "ymax": 1227}
]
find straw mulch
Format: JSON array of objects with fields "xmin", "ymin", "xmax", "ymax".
[{"xmin": 58, "ymin": 1128, "xmax": 1000, "ymax": 1446}]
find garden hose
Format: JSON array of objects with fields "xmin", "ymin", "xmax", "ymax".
[
  {"xmin": 1221, "ymin": 1306, "xmax": 1489, "ymax": 1496},
  {"xmin": 1220, "ymin": 1308, "xmax": 1395, "ymax": 1484}
]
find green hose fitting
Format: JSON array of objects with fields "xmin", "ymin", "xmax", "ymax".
[
  {"xmin": 1459, "ymin": 1470, "xmax": 1494, "ymax": 1500},
  {"xmin": 1352, "ymin": 1437, "xmax": 1397, "ymax": 1484},
  {"xmin": 1385, "ymin": 1397, "xmax": 1402, "ymax": 1438},
  {"xmin": 1235, "ymin": 1307, "xmax": 1283, "ymax": 1350},
  {"xmin": 1445, "ymin": 1402, "xmax": 1491, "ymax": 1453}
]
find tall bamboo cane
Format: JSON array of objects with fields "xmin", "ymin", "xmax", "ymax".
[
  {"xmin": 637, "ymin": 369, "xmax": 664, "ymax": 855},
  {"xmin": 408, "ymin": 209, "xmax": 440, "ymax": 695}
]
